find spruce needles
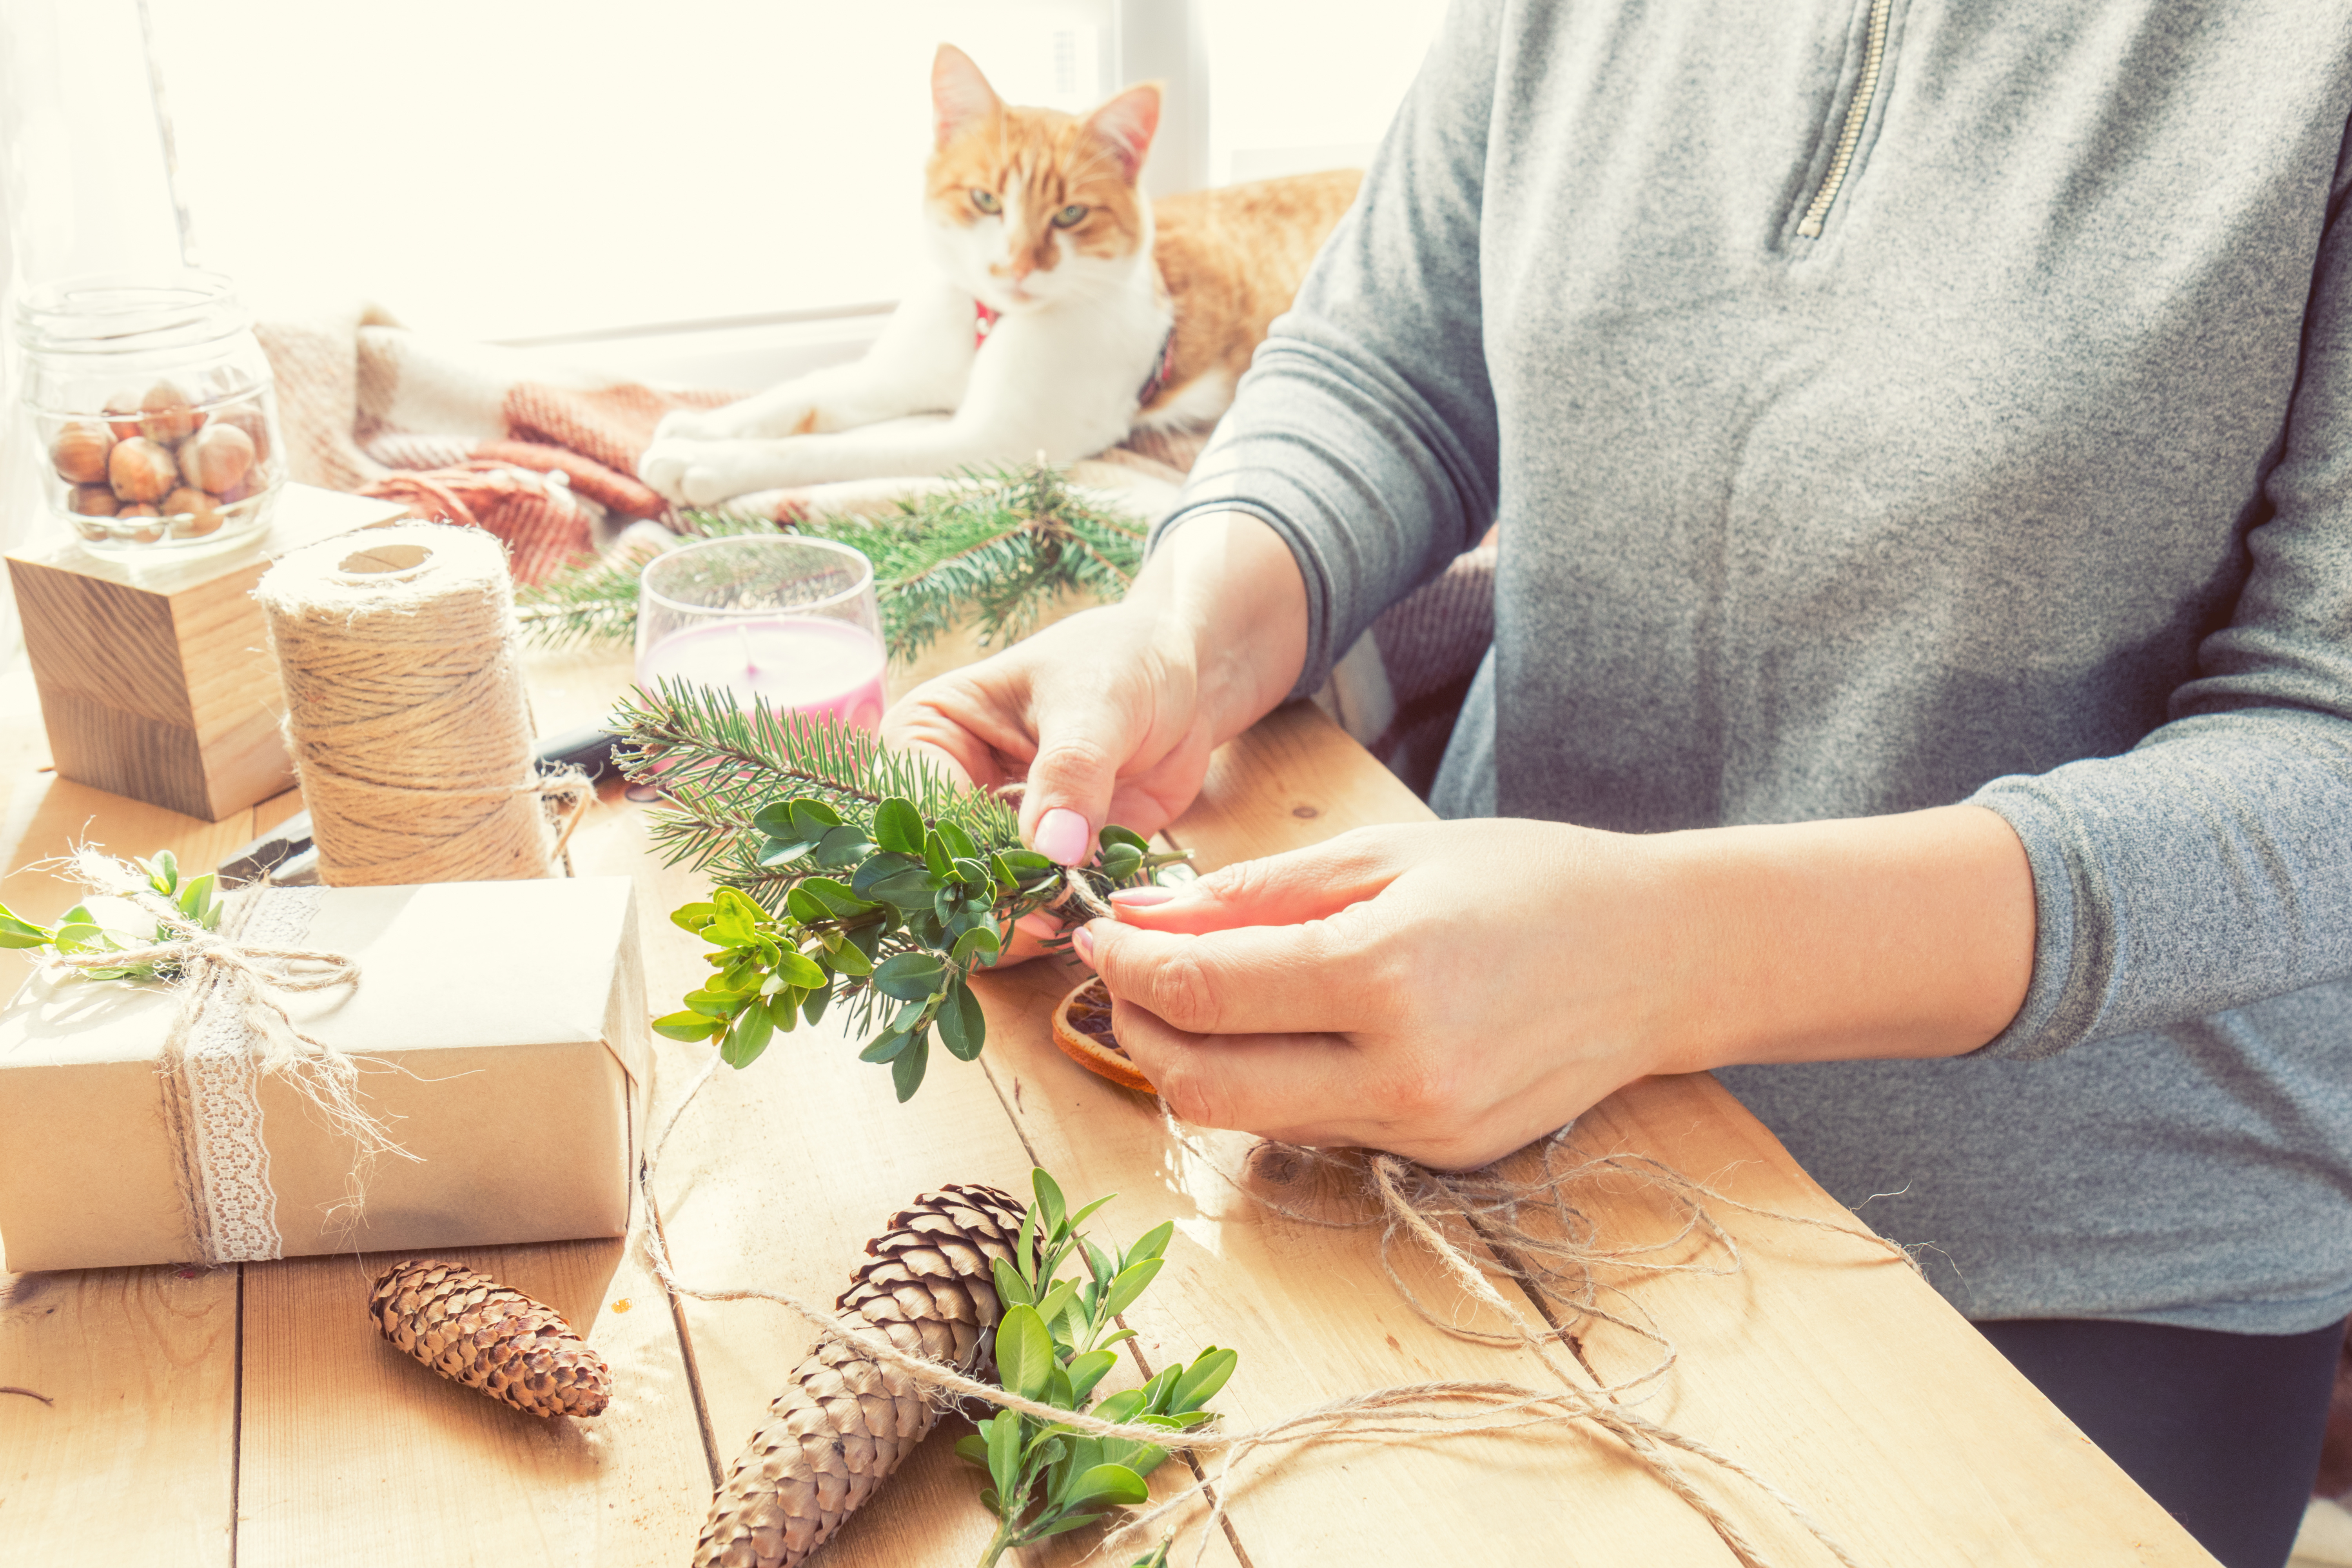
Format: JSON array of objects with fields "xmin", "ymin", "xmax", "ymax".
[{"xmin": 519, "ymin": 462, "xmax": 1145, "ymax": 661}]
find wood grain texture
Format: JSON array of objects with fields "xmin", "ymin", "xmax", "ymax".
[
  {"xmin": 1553, "ymin": 1078, "xmax": 2217, "ymax": 1567},
  {"xmin": 0, "ymin": 1265, "xmax": 240, "ymax": 1564},
  {"xmin": 6, "ymin": 487, "xmax": 409, "ymax": 820},
  {"xmin": 236, "ymin": 1238, "xmax": 709, "ymax": 1568}
]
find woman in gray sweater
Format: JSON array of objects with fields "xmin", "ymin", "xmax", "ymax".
[{"xmin": 886, "ymin": 4, "xmax": 2352, "ymax": 1561}]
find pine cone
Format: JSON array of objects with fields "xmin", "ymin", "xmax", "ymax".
[
  {"xmin": 368, "ymin": 1259, "xmax": 612, "ymax": 1418},
  {"xmin": 695, "ymin": 1182, "xmax": 1028, "ymax": 1568}
]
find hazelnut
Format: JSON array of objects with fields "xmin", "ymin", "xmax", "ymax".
[
  {"xmin": 102, "ymin": 392, "xmax": 145, "ymax": 442},
  {"xmin": 108, "ymin": 437, "xmax": 180, "ymax": 503},
  {"xmin": 68, "ymin": 484, "xmax": 120, "ymax": 517},
  {"xmin": 211, "ymin": 403, "xmax": 272, "ymax": 464},
  {"xmin": 169, "ymin": 500, "xmax": 225, "ymax": 539},
  {"xmin": 116, "ymin": 503, "xmax": 160, "ymax": 517},
  {"xmin": 178, "ymin": 422, "xmax": 256, "ymax": 492},
  {"xmin": 137, "ymin": 382, "xmax": 205, "ymax": 445},
  {"xmin": 49, "ymin": 422, "xmax": 114, "ymax": 485}
]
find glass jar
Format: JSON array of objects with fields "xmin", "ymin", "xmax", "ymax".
[{"xmin": 15, "ymin": 270, "xmax": 286, "ymax": 557}]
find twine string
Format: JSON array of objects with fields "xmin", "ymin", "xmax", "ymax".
[
  {"xmin": 640, "ymin": 1056, "xmax": 1900, "ymax": 1568},
  {"xmin": 255, "ymin": 522, "xmax": 583, "ymax": 886}
]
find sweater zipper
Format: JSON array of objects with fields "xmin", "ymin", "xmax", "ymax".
[{"xmin": 1795, "ymin": 0, "xmax": 1893, "ymax": 238}]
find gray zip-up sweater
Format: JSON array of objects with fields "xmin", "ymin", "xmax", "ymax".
[{"xmin": 1157, "ymin": 0, "xmax": 2352, "ymax": 1332}]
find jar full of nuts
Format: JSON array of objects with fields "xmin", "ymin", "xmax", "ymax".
[{"xmin": 15, "ymin": 271, "xmax": 286, "ymax": 556}]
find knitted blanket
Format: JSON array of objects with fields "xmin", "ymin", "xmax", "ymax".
[{"xmin": 254, "ymin": 302, "xmax": 1490, "ymax": 792}]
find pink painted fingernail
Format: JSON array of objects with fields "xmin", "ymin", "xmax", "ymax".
[
  {"xmin": 1035, "ymin": 808, "xmax": 1091, "ymax": 867},
  {"xmin": 1071, "ymin": 925, "xmax": 1097, "ymax": 964},
  {"xmin": 1110, "ymin": 887, "xmax": 1175, "ymax": 907}
]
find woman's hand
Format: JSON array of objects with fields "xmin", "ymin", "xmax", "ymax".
[
  {"xmin": 884, "ymin": 510, "xmax": 1310, "ymax": 956},
  {"xmin": 1072, "ymin": 808, "xmax": 2035, "ymax": 1168}
]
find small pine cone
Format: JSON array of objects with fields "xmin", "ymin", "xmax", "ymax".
[
  {"xmin": 368, "ymin": 1259, "xmax": 611, "ymax": 1418},
  {"xmin": 695, "ymin": 1183, "xmax": 1028, "ymax": 1568}
]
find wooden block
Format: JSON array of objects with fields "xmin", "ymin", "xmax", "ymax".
[{"xmin": 6, "ymin": 486, "xmax": 410, "ymax": 822}]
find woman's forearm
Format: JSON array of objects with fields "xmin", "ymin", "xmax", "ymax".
[
  {"xmin": 1127, "ymin": 510, "xmax": 1309, "ymax": 748},
  {"xmin": 1655, "ymin": 804, "xmax": 2037, "ymax": 1072}
]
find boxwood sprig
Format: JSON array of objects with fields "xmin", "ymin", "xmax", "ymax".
[
  {"xmin": 955, "ymin": 1169, "xmax": 1234, "ymax": 1567},
  {"xmin": 0, "ymin": 850, "xmax": 220, "ymax": 982},
  {"xmin": 650, "ymin": 792, "xmax": 1186, "ymax": 1099}
]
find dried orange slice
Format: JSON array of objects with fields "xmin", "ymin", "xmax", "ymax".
[{"xmin": 1051, "ymin": 975, "xmax": 1154, "ymax": 1093}]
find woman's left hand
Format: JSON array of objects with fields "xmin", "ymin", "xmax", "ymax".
[
  {"xmin": 1074, "ymin": 808, "xmax": 2035, "ymax": 1169},
  {"xmin": 1073, "ymin": 820, "xmax": 1699, "ymax": 1167}
]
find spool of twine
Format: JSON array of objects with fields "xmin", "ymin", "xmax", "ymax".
[{"xmin": 256, "ymin": 522, "xmax": 583, "ymax": 886}]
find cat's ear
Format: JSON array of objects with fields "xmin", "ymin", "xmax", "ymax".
[
  {"xmin": 932, "ymin": 44, "xmax": 1003, "ymax": 149},
  {"xmin": 1082, "ymin": 82, "xmax": 1161, "ymax": 182}
]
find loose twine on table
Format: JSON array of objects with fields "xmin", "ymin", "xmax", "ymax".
[
  {"xmin": 254, "ymin": 521, "xmax": 590, "ymax": 887},
  {"xmin": 641, "ymin": 1053, "xmax": 1914, "ymax": 1568}
]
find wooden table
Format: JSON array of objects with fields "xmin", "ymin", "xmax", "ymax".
[{"xmin": 0, "ymin": 643, "xmax": 2216, "ymax": 1567}]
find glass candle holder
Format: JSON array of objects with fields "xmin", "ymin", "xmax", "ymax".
[
  {"xmin": 635, "ymin": 536, "xmax": 887, "ymax": 731},
  {"xmin": 15, "ymin": 270, "xmax": 286, "ymax": 557}
]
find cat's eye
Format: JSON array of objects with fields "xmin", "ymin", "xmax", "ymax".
[
  {"xmin": 1052, "ymin": 204, "xmax": 1089, "ymax": 228},
  {"xmin": 970, "ymin": 189, "xmax": 1002, "ymax": 214}
]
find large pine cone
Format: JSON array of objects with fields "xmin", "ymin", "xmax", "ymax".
[
  {"xmin": 368, "ymin": 1259, "xmax": 611, "ymax": 1418},
  {"xmin": 695, "ymin": 1183, "xmax": 1028, "ymax": 1568}
]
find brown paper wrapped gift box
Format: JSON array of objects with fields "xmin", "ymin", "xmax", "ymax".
[{"xmin": 0, "ymin": 876, "xmax": 649, "ymax": 1273}]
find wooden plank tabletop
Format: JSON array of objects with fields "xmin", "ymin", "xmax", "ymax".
[{"xmin": 0, "ymin": 641, "xmax": 2218, "ymax": 1567}]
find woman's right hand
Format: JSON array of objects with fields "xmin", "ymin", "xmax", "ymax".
[{"xmin": 882, "ymin": 509, "xmax": 1311, "ymax": 947}]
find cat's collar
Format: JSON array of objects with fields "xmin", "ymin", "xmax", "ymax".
[{"xmin": 974, "ymin": 299, "xmax": 1177, "ymax": 409}]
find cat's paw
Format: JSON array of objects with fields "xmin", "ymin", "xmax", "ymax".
[
  {"xmin": 649, "ymin": 407, "xmax": 726, "ymax": 444},
  {"xmin": 637, "ymin": 437, "xmax": 805, "ymax": 507}
]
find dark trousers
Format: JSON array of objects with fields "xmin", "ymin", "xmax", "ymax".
[{"xmin": 1977, "ymin": 1317, "xmax": 2346, "ymax": 1568}]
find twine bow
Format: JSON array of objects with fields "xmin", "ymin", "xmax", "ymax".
[{"xmin": 58, "ymin": 850, "xmax": 403, "ymax": 1200}]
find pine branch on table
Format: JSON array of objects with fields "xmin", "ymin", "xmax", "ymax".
[{"xmin": 517, "ymin": 462, "xmax": 1145, "ymax": 661}]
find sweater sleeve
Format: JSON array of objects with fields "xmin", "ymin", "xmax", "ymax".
[
  {"xmin": 1972, "ymin": 144, "xmax": 2352, "ymax": 1059},
  {"xmin": 1147, "ymin": 0, "xmax": 1504, "ymax": 699}
]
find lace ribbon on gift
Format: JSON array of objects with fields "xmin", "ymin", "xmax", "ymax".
[{"xmin": 55, "ymin": 851, "xmax": 383, "ymax": 1266}]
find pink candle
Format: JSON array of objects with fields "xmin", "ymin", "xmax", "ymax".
[{"xmin": 636, "ymin": 615, "xmax": 887, "ymax": 732}]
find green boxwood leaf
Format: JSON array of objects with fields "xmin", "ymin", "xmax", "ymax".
[
  {"xmin": 995, "ymin": 1304, "xmax": 1054, "ymax": 1401},
  {"xmin": 1066, "ymin": 1348, "xmax": 1119, "ymax": 1405},
  {"xmin": 873, "ymin": 797, "xmax": 925, "ymax": 855},
  {"xmin": 797, "ymin": 877, "xmax": 863, "ymax": 916},
  {"xmin": 890, "ymin": 1029, "xmax": 931, "ymax": 1099},
  {"xmin": 986, "ymin": 1408, "xmax": 1023, "ymax": 1501},
  {"xmin": 801, "ymin": 987, "xmax": 829, "ymax": 1026},
  {"xmin": 923, "ymin": 830, "xmax": 953, "ymax": 879},
  {"xmin": 1063, "ymin": 1463, "xmax": 1149, "ymax": 1511},
  {"xmin": 992, "ymin": 1255, "xmax": 1033, "ymax": 1307},
  {"xmin": 1102, "ymin": 1258, "xmax": 1163, "ymax": 1320},
  {"xmin": 950, "ymin": 924, "xmax": 1002, "ymax": 967},
  {"xmin": 722, "ymin": 1004, "xmax": 774, "ymax": 1068},
  {"xmin": 148, "ymin": 849, "xmax": 179, "ymax": 893},
  {"xmin": 1098, "ymin": 844, "xmax": 1144, "ymax": 883},
  {"xmin": 1098, "ymin": 825, "xmax": 1149, "ymax": 854},
  {"xmin": 1032, "ymin": 1169, "xmax": 1067, "ymax": 1234},
  {"xmin": 872, "ymin": 951, "xmax": 947, "ymax": 1002},
  {"xmin": 176, "ymin": 873, "xmax": 216, "ymax": 921},
  {"xmin": 681, "ymin": 989, "xmax": 738, "ymax": 1019},
  {"xmin": 773, "ymin": 950, "xmax": 828, "ymax": 989},
  {"xmin": 858, "ymin": 1029, "xmax": 911, "ymax": 1063},
  {"xmin": 936, "ymin": 820, "xmax": 977, "ymax": 860},
  {"xmin": 1124, "ymin": 1220, "xmax": 1175, "ymax": 1268},
  {"xmin": 813, "ymin": 824, "xmax": 877, "ymax": 867},
  {"xmin": 825, "ymin": 936, "xmax": 873, "ymax": 976},
  {"xmin": 759, "ymin": 837, "xmax": 820, "ymax": 869},
  {"xmin": 1169, "ymin": 1347, "xmax": 1237, "ymax": 1413},
  {"xmin": 652, "ymin": 1010, "xmax": 722, "ymax": 1042},
  {"xmin": 670, "ymin": 901, "xmax": 718, "ymax": 935},
  {"xmin": 785, "ymin": 886, "xmax": 829, "ymax": 923},
  {"xmin": 935, "ymin": 978, "xmax": 987, "ymax": 1061},
  {"xmin": 789, "ymin": 798, "xmax": 843, "ymax": 834}
]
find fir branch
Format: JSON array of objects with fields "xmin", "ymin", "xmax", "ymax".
[
  {"xmin": 515, "ymin": 511, "xmax": 775, "ymax": 650},
  {"xmin": 610, "ymin": 678, "xmax": 1020, "ymax": 905},
  {"xmin": 610, "ymin": 691, "xmax": 1188, "ymax": 1099},
  {"xmin": 518, "ymin": 462, "xmax": 1145, "ymax": 661}
]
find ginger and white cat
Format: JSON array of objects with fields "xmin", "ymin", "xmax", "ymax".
[{"xmin": 637, "ymin": 45, "xmax": 1360, "ymax": 508}]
